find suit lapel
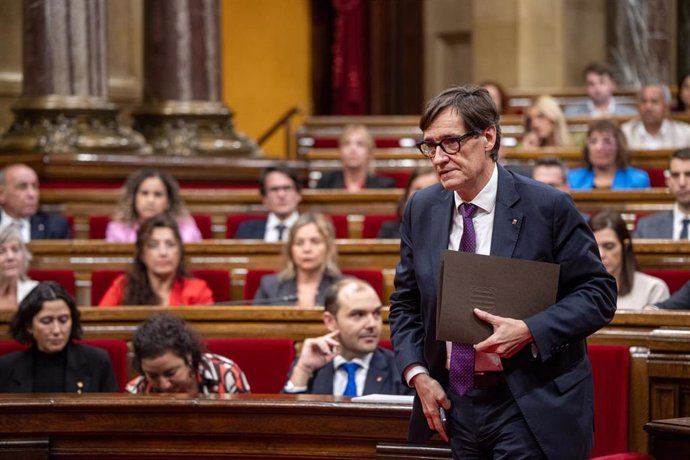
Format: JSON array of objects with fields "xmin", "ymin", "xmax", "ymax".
[
  {"xmin": 363, "ymin": 348, "xmax": 388, "ymax": 394},
  {"xmin": 65, "ymin": 344, "xmax": 90, "ymax": 393},
  {"xmin": 30, "ymin": 214, "xmax": 44, "ymax": 239},
  {"xmin": 490, "ymin": 166, "xmax": 523, "ymax": 258},
  {"xmin": 428, "ymin": 188, "xmax": 455, "ymax": 291},
  {"xmin": 312, "ymin": 362, "xmax": 336, "ymax": 394}
]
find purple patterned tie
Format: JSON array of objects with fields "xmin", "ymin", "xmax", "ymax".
[{"xmin": 449, "ymin": 203, "xmax": 477, "ymax": 396}]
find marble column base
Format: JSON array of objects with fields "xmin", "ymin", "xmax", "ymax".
[
  {"xmin": 0, "ymin": 96, "xmax": 149, "ymax": 154},
  {"xmin": 132, "ymin": 101, "xmax": 259, "ymax": 157}
]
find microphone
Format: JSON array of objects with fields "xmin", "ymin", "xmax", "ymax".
[{"xmin": 213, "ymin": 294, "xmax": 299, "ymax": 306}]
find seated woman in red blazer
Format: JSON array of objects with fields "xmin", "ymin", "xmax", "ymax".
[{"xmin": 98, "ymin": 214, "xmax": 213, "ymax": 307}]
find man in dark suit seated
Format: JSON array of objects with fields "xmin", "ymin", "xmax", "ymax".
[
  {"xmin": 635, "ymin": 148, "xmax": 690, "ymax": 239},
  {"xmin": 235, "ymin": 164, "xmax": 301, "ymax": 241},
  {"xmin": 0, "ymin": 164, "xmax": 70, "ymax": 241},
  {"xmin": 283, "ymin": 277, "xmax": 411, "ymax": 396}
]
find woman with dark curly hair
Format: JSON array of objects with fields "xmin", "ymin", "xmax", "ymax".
[
  {"xmin": 106, "ymin": 168, "xmax": 201, "ymax": 243},
  {"xmin": 98, "ymin": 214, "xmax": 213, "ymax": 306},
  {"xmin": 127, "ymin": 313, "xmax": 250, "ymax": 395},
  {"xmin": 0, "ymin": 281, "xmax": 118, "ymax": 392}
]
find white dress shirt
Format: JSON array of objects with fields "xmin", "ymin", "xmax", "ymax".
[
  {"xmin": 264, "ymin": 211, "xmax": 299, "ymax": 242},
  {"xmin": 283, "ymin": 352, "xmax": 374, "ymax": 396},
  {"xmin": 672, "ymin": 204, "xmax": 690, "ymax": 240}
]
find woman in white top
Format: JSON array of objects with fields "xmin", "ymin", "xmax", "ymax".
[
  {"xmin": 589, "ymin": 210, "xmax": 669, "ymax": 310},
  {"xmin": 0, "ymin": 226, "xmax": 37, "ymax": 310}
]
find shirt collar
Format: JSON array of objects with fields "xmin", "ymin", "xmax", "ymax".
[
  {"xmin": 453, "ymin": 163, "xmax": 498, "ymax": 214},
  {"xmin": 333, "ymin": 351, "xmax": 374, "ymax": 372},
  {"xmin": 1, "ymin": 210, "xmax": 29, "ymax": 228},
  {"xmin": 266, "ymin": 211, "xmax": 299, "ymax": 228}
]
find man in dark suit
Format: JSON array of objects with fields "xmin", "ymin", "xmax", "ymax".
[
  {"xmin": 284, "ymin": 278, "xmax": 411, "ymax": 396},
  {"xmin": 635, "ymin": 148, "xmax": 690, "ymax": 239},
  {"xmin": 0, "ymin": 164, "xmax": 71, "ymax": 241},
  {"xmin": 235, "ymin": 164, "xmax": 301, "ymax": 241},
  {"xmin": 389, "ymin": 85, "xmax": 616, "ymax": 459}
]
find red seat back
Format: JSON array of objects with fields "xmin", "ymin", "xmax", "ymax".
[
  {"xmin": 0, "ymin": 339, "xmax": 128, "ymax": 391},
  {"xmin": 328, "ymin": 214, "xmax": 349, "ymax": 239},
  {"xmin": 645, "ymin": 167, "xmax": 666, "ymax": 188},
  {"xmin": 191, "ymin": 214, "xmax": 213, "ymax": 239},
  {"xmin": 206, "ymin": 338, "xmax": 294, "ymax": 393},
  {"xmin": 226, "ymin": 213, "xmax": 268, "ymax": 238},
  {"xmin": 92, "ymin": 269, "xmax": 230, "ymax": 305},
  {"xmin": 588, "ymin": 344, "xmax": 629, "ymax": 457},
  {"xmin": 640, "ymin": 269, "xmax": 690, "ymax": 294},
  {"xmin": 27, "ymin": 269, "xmax": 76, "ymax": 298},
  {"xmin": 244, "ymin": 269, "xmax": 275, "ymax": 301},
  {"xmin": 378, "ymin": 170, "xmax": 411, "ymax": 188},
  {"xmin": 89, "ymin": 215, "xmax": 110, "ymax": 239},
  {"xmin": 362, "ymin": 214, "xmax": 398, "ymax": 238}
]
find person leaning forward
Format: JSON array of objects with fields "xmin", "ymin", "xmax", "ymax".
[{"xmin": 388, "ymin": 84, "xmax": 616, "ymax": 459}]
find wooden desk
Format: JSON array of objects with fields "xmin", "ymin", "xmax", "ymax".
[
  {"xmin": 645, "ymin": 418, "xmax": 690, "ymax": 460},
  {"xmin": 0, "ymin": 394, "xmax": 446, "ymax": 459}
]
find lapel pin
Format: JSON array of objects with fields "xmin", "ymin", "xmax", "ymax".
[
  {"xmin": 77, "ymin": 381, "xmax": 84, "ymax": 394},
  {"xmin": 376, "ymin": 376, "xmax": 383, "ymax": 383},
  {"xmin": 511, "ymin": 219, "xmax": 518, "ymax": 225}
]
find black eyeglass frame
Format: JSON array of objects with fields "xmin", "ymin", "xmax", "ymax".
[{"xmin": 416, "ymin": 130, "xmax": 481, "ymax": 158}]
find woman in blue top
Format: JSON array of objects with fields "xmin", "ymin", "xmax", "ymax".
[{"xmin": 568, "ymin": 119, "xmax": 650, "ymax": 190}]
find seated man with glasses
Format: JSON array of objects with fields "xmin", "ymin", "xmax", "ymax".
[
  {"xmin": 636, "ymin": 148, "xmax": 690, "ymax": 239},
  {"xmin": 236, "ymin": 164, "xmax": 302, "ymax": 241}
]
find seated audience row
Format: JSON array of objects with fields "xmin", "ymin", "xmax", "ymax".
[{"xmin": 0, "ymin": 278, "xmax": 410, "ymax": 398}]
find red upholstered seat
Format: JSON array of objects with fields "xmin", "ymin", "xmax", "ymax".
[
  {"xmin": 191, "ymin": 214, "xmax": 213, "ymax": 239},
  {"xmin": 645, "ymin": 167, "xmax": 666, "ymax": 188},
  {"xmin": 327, "ymin": 214, "xmax": 349, "ymax": 239},
  {"xmin": 27, "ymin": 269, "xmax": 76, "ymax": 298},
  {"xmin": 91, "ymin": 269, "xmax": 230, "ymax": 305},
  {"xmin": 206, "ymin": 338, "xmax": 294, "ymax": 393},
  {"xmin": 378, "ymin": 339, "xmax": 392, "ymax": 350},
  {"xmin": 378, "ymin": 170, "xmax": 411, "ymax": 188},
  {"xmin": 244, "ymin": 268, "xmax": 384, "ymax": 302},
  {"xmin": 65, "ymin": 214, "xmax": 75, "ymax": 238},
  {"xmin": 0, "ymin": 339, "xmax": 129, "ymax": 391},
  {"xmin": 225, "ymin": 213, "xmax": 268, "ymax": 238},
  {"xmin": 362, "ymin": 214, "xmax": 398, "ymax": 238},
  {"xmin": 640, "ymin": 269, "xmax": 690, "ymax": 294},
  {"xmin": 89, "ymin": 214, "xmax": 110, "ymax": 239}
]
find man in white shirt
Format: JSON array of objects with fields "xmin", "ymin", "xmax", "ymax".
[
  {"xmin": 564, "ymin": 62, "xmax": 637, "ymax": 118},
  {"xmin": 235, "ymin": 164, "xmax": 302, "ymax": 241},
  {"xmin": 0, "ymin": 163, "xmax": 70, "ymax": 242},
  {"xmin": 283, "ymin": 278, "xmax": 410, "ymax": 396},
  {"xmin": 622, "ymin": 84, "xmax": 690, "ymax": 150},
  {"xmin": 636, "ymin": 148, "xmax": 690, "ymax": 239}
]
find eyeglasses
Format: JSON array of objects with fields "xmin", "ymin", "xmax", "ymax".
[{"xmin": 416, "ymin": 131, "xmax": 480, "ymax": 158}]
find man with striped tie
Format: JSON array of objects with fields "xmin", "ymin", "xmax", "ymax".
[
  {"xmin": 283, "ymin": 277, "xmax": 411, "ymax": 396},
  {"xmin": 389, "ymin": 85, "xmax": 616, "ymax": 459}
]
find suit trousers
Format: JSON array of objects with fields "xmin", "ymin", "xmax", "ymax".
[{"xmin": 447, "ymin": 384, "xmax": 546, "ymax": 460}]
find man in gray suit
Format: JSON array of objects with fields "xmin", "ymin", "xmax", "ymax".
[
  {"xmin": 635, "ymin": 148, "xmax": 690, "ymax": 239},
  {"xmin": 283, "ymin": 278, "xmax": 410, "ymax": 396}
]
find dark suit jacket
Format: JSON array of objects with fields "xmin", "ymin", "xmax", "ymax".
[
  {"xmin": 377, "ymin": 219, "xmax": 401, "ymax": 239},
  {"xmin": 634, "ymin": 211, "xmax": 673, "ymax": 239},
  {"xmin": 299, "ymin": 347, "xmax": 413, "ymax": 396},
  {"xmin": 235, "ymin": 219, "xmax": 267, "ymax": 239},
  {"xmin": 389, "ymin": 165, "xmax": 616, "ymax": 460},
  {"xmin": 316, "ymin": 171, "xmax": 396, "ymax": 189},
  {"xmin": 0, "ymin": 342, "xmax": 119, "ymax": 393},
  {"xmin": 656, "ymin": 281, "xmax": 690, "ymax": 310},
  {"xmin": 253, "ymin": 273, "xmax": 341, "ymax": 306},
  {"xmin": 0, "ymin": 212, "xmax": 71, "ymax": 240}
]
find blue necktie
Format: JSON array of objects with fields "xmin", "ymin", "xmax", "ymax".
[{"xmin": 341, "ymin": 362, "xmax": 361, "ymax": 396}]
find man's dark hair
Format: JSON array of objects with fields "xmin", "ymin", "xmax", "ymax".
[
  {"xmin": 419, "ymin": 85, "xmax": 501, "ymax": 161},
  {"xmin": 10, "ymin": 281, "xmax": 82, "ymax": 343},
  {"xmin": 534, "ymin": 157, "xmax": 568, "ymax": 183},
  {"xmin": 582, "ymin": 62, "xmax": 616, "ymax": 81},
  {"xmin": 132, "ymin": 313, "xmax": 203, "ymax": 374},
  {"xmin": 671, "ymin": 148, "xmax": 690, "ymax": 163},
  {"xmin": 259, "ymin": 164, "xmax": 302, "ymax": 196}
]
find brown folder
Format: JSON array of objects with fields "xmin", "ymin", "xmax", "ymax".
[{"xmin": 436, "ymin": 250, "xmax": 560, "ymax": 344}]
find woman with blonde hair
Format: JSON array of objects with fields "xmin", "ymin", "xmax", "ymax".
[
  {"xmin": 522, "ymin": 95, "xmax": 573, "ymax": 148},
  {"xmin": 316, "ymin": 124, "xmax": 396, "ymax": 191},
  {"xmin": 254, "ymin": 212, "xmax": 342, "ymax": 306},
  {"xmin": 0, "ymin": 226, "xmax": 37, "ymax": 310}
]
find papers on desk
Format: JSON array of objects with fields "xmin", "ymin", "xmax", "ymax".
[
  {"xmin": 437, "ymin": 250, "xmax": 560, "ymax": 344},
  {"xmin": 351, "ymin": 394, "xmax": 414, "ymax": 405}
]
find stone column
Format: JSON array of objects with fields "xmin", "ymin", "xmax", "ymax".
[
  {"xmin": 133, "ymin": 0, "xmax": 258, "ymax": 157},
  {"xmin": 0, "ymin": 0, "xmax": 147, "ymax": 154}
]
